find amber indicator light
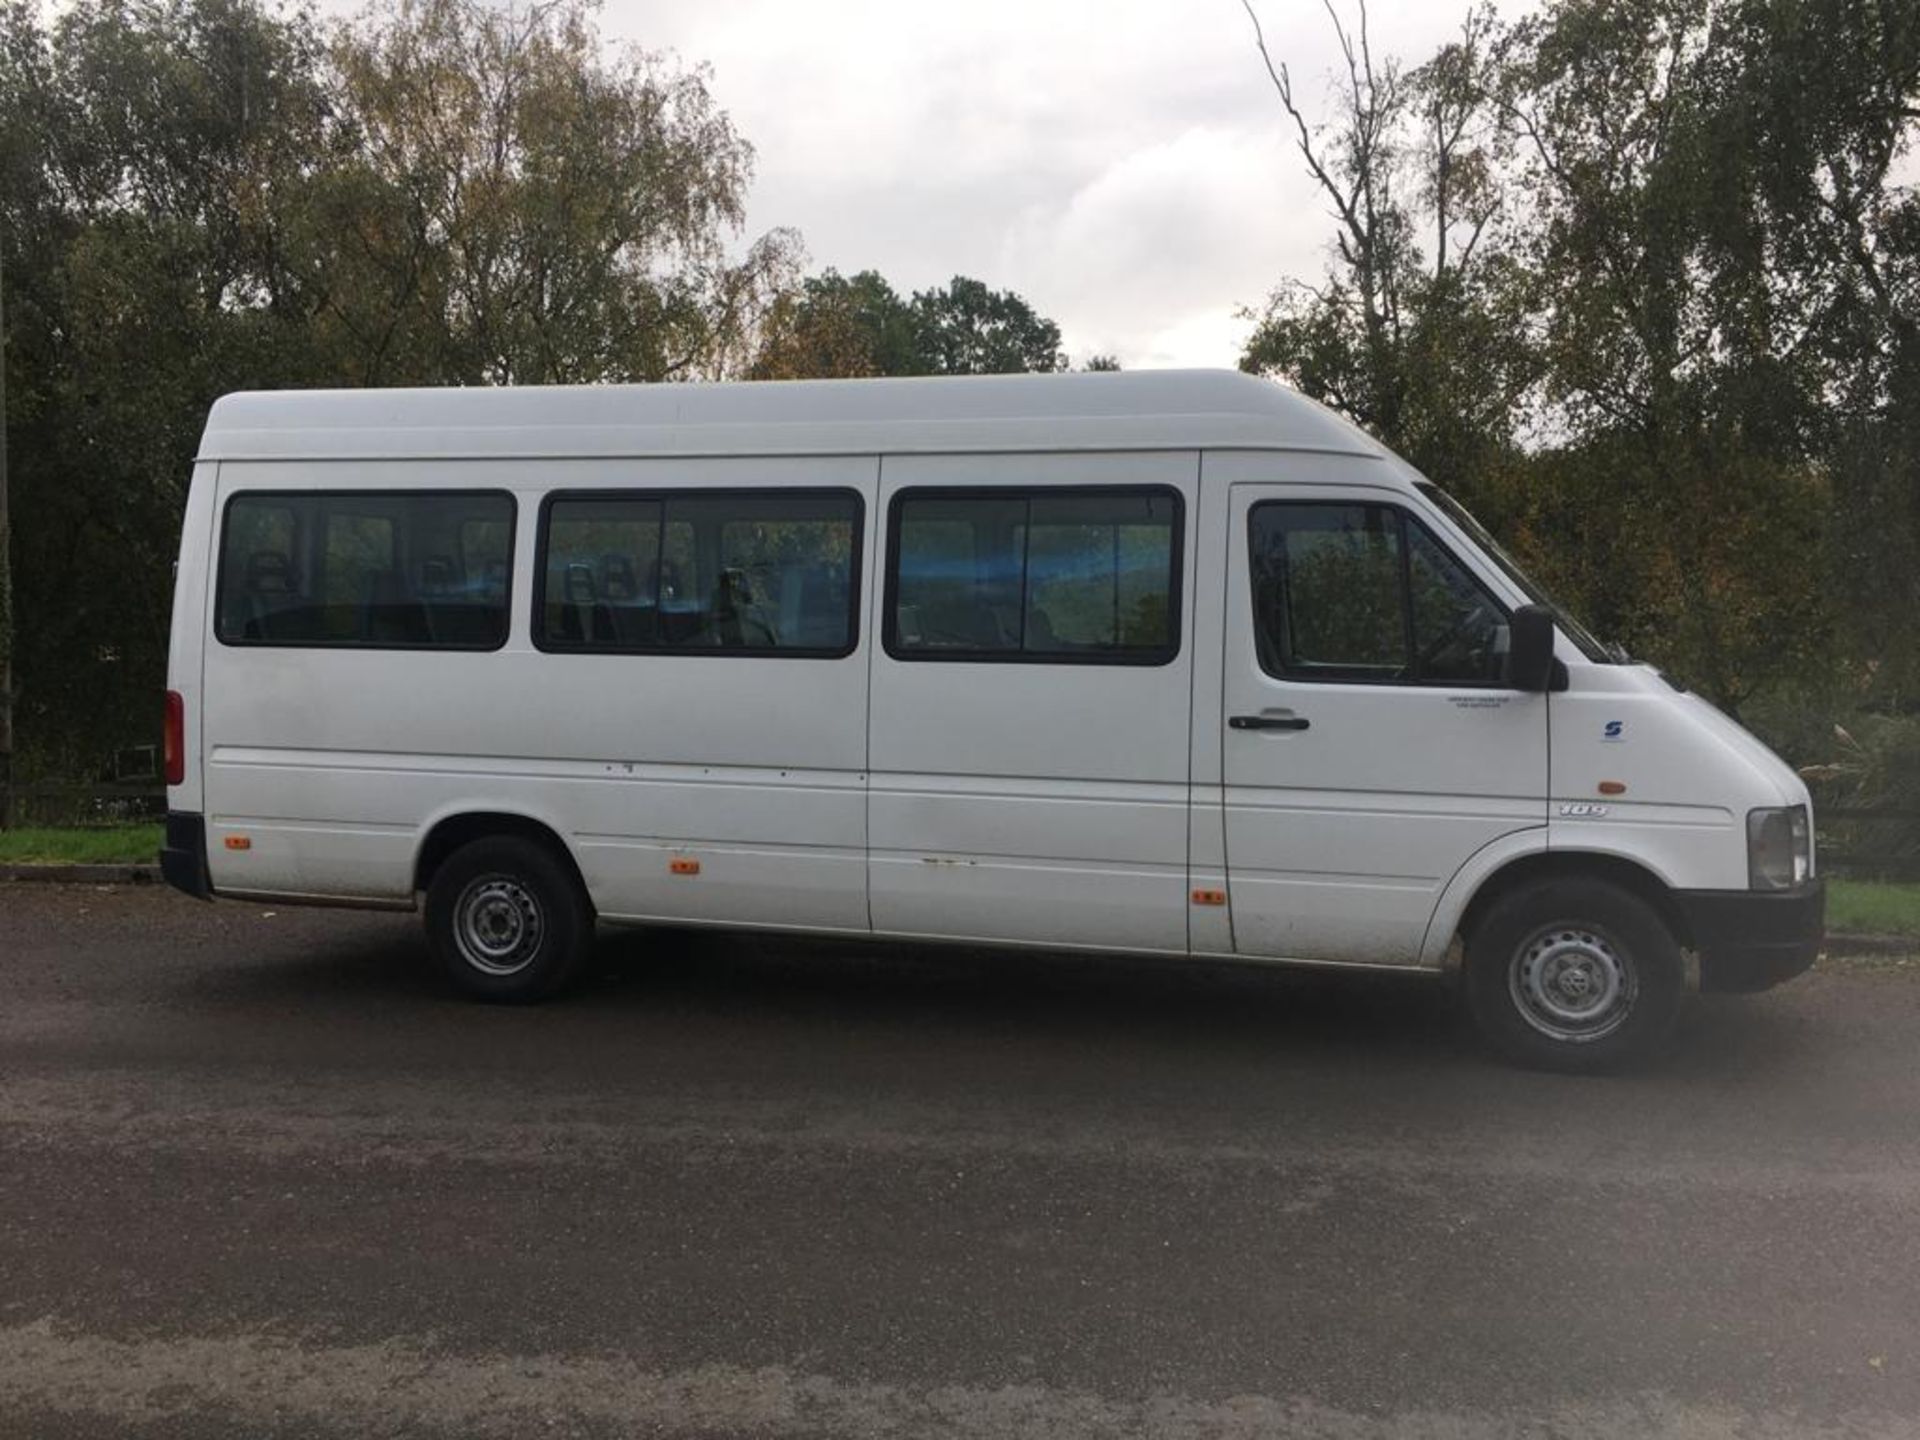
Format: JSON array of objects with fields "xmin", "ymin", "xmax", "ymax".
[
  {"xmin": 1598, "ymin": 781, "xmax": 1627, "ymax": 796},
  {"xmin": 224, "ymin": 835, "xmax": 252, "ymax": 851},
  {"xmin": 1190, "ymin": 888, "xmax": 1227, "ymax": 907},
  {"xmin": 670, "ymin": 857, "xmax": 701, "ymax": 876}
]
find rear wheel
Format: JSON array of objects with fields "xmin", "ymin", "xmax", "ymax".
[
  {"xmin": 425, "ymin": 836, "xmax": 591, "ymax": 1002},
  {"xmin": 1465, "ymin": 877, "xmax": 1684, "ymax": 1072}
]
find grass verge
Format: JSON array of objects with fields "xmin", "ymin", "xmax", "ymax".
[
  {"xmin": 0, "ymin": 824, "xmax": 163, "ymax": 865},
  {"xmin": 1827, "ymin": 879, "xmax": 1920, "ymax": 939}
]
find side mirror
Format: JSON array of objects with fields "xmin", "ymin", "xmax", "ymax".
[{"xmin": 1507, "ymin": 604, "xmax": 1559, "ymax": 692}]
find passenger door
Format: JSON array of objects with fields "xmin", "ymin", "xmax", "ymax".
[
  {"xmin": 1218, "ymin": 477, "xmax": 1548, "ymax": 964},
  {"xmin": 867, "ymin": 452, "xmax": 1197, "ymax": 953},
  {"xmin": 527, "ymin": 463, "xmax": 875, "ymax": 930}
]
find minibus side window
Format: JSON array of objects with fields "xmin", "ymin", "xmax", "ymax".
[
  {"xmin": 218, "ymin": 503, "xmax": 298, "ymax": 643},
  {"xmin": 1253, "ymin": 504, "xmax": 1406, "ymax": 680},
  {"xmin": 215, "ymin": 492, "xmax": 514, "ymax": 650},
  {"xmin": 534, "ymin": 490, "xmax": 862, "ymax": 657},
  {"xmin": 892, "ymin": 496, "xmax": 1025, "ymax": 653},
  {"xmin": 1249, "ymin": 501, "xmax": 1508, "ymax": 686},
  {"xmin": 1027, "ymin": 495, "xmax": 1175, "ymax": 653},
  {"xmin": 1404, "ymin": 521, "xmax": 1508, "ymax": 684},
  {"xmin": 322, "ymin": 513, "xmax": 396, "ymax": 641},
  {"xmin": 887, "ymin": 488, "xmax": 1181, "ymax": 664}
]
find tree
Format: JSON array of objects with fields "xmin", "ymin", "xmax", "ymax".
[
  {"xmin": 307, "ymin": 0, "xmax": 798, "ymax": 386},
  {"xmin": 750, "ymin": 269, "xmax": 1068, "ymax": 379},
  {"xmin": 1490, "ymin": 0, "xmax": 1840, "ymax": 713},
  {"xmin": 1236, "ymin": 0, "xmax": 1920, "ymax": 718},
  {"xmin": 0, "ymin": 0, "xmax": 334, "ymax": 778},
  {"xmin": 1237, "ymin": 1, "xmax": 1535, "ymax": 504},
  {"xmin": 1702, "ymin": 0, "xmax": 1920, "ymax": 708},
  {"xmin": 748, "ymin": 269, "xmax": 919, "ymax": 379},
  {"xmin": 909, "ymin": 276, "xmax": 1066, "ymax": 375},
  {"xmin": 0, "ymin": 0, "xmax": 799, "ymax": 777}
]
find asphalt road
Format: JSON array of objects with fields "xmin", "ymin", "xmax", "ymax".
[{"xmin": 1, "ymin": 882, "xmax": 1917, "ymax": 1439}]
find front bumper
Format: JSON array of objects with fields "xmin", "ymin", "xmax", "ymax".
[
  {"xmin": 159, "ymin": 810, "xmax": 213, "ymax": 900},
  {"xmin": 1677, "ymin": 879, "xmax": 1825, "ymax": 993}
]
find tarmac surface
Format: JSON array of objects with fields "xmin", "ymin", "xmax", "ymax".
[{"xmin": 2, "ymin": 881, "xmax": 1917, "ymax": 1438}]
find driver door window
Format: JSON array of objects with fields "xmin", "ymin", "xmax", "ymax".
[{"xmin": 1250, "ymin": 500, "xmax": 1508, "ymax": 686}]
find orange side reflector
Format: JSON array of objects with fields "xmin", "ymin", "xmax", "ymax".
[
  {"xmin": 669, "ymin": 857, "xmax": 701, "ymax": 876},
  {"xmin": 1190, "ymin": 888, "xmax": 1227, "ymax": 907},
  {"xmin": 1598, "ymin": 781, "xmax": 1627, "ymax": 796},
  {"xmin": 224, "ymin": 836, "xmax": 251, "ymax": 851}
]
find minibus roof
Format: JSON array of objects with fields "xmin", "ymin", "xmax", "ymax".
[{"xmin": 197, "ymin": 369, "xmax": 1389, "ymax": 463}]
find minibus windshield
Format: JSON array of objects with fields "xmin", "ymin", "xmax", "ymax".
[{"xmin": 1416, "ymin": 483, "xmax": 1618, "ymax": 663}]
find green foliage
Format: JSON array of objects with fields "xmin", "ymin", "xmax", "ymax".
[
  {"xmin": 1797, "ymin": 712, "xmax": 1920, "ymax": 867},
  {"xmin": 908, "ymin": 276, "xmax": 1065, "ymax": 376},
  {"xmin": 309, "ymin": 0, "xmax": 797, "ymax": 385},
  {"xmin": 2, "ymin": 0, "xmax": 330, "ymax": 774},
  {"xmin": 0, "ymin": 0, "xmax": 805, "ymax": 776},
  {"xmin": 1242, "ymin": 0, "xmax": 1920, "ymax": 732},
  {"xmin": 750, "ymin": 269, "xmax": 1066, "ymax": 379},
  {"xmin": 748, "ymin": 269, "xmax": 921, "ymax": 379},
  {"xmin": 1240, "ymin": 4, "xmax": 1535, "ymax": 501},
  {"xmin": 0, "ymin": 0, "xmax": 1069, "ymax": 779}
]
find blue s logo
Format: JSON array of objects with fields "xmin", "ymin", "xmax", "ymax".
[{"xmin": 1603, "ymin": 720, "xmax": 1625, "ymax": 741}]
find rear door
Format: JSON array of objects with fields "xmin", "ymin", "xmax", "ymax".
[
  {"xmin": 1218, "ymin": 473, "xmax": 1548, "ymax": 964},
  {"xmin": 867, "ymin": 451, "xmax": 1197, "ymax": 953}
]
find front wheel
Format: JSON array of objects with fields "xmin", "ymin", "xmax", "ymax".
[
  {"xmin": 1464, "ymin": 877, "xmax": 1685, "ymax": 1073},
  {"xmin": 424, "ymin": 836, "xmax": 592, "ymax": 1002}
]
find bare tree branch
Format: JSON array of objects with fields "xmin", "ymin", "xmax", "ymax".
[{"xmin": 1240, "ymin": 0, "xmax": 1360, "ymax": 236}]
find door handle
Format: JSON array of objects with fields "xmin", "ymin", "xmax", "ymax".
[{"xmin": 1229, "ymin": 713, "xmax": 1310, "ymax": 732}]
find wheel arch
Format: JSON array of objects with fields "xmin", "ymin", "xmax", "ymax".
[
  {"xmin": 413, "ymin": 808, "xmax": 592, "ymax": 909},
  {"xmin": 1431, "ymin": 846, "xmax": 1693, "ymax": 971}
]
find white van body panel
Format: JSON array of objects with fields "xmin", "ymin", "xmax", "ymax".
[
  {"xmin": 867, "ymin": 450, "xmax": 1197, "ymax": 953},
  {"xmin": 199, "ymin": 454, "xmax": 876, "ymax": 927},
  {"xmin": 1547, "ymin": 663, "xmax": 1812, "ymax": 892},
  {"xmin": 1417, "ymin": 827, "xmax": 1553, "ymax": 967},
  {"xmin": 1184, "ymin": 462, "xmax": 1235, "ymax": 956},
  {"xmin": 164, "ymin": 370, "xmax": 1817, "ymax": 991},
  {"xmin": 1208, "ymin": 456, "xmax": 1550, "ymax": 966},
  {"xmin": 194, "ymin": 371, "xmax": 1383, "ymax": 464},
  {"xmin": 164, "ymin": 460, "xmax": 220, "ymax": 815}
]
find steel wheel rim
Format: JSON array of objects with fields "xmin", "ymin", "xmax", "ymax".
[
  {"xmin": 453, "ymin": 875, "xmax": 544, "ymax": 977},
  {"xmin": 1508, "ymin": 922, "xmax": 1636, "ymax": 1043}
]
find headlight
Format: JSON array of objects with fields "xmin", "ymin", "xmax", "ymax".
[{"xmin": 1747, "ymin": 805, "xmax": 1811, "ymax": 890}]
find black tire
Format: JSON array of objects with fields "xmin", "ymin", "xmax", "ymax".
[
  {"xmin": 1464, "ymin": 877, "xmax": 1684, "ymax": 1073},
  {"xmin": 424, "ymin": 836, "xmax": 592, "ymax": 1003}
]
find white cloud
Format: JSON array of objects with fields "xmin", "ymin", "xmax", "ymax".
[
  {"xmin": 1136, "ymin": 306, "xmax": 1259, "ymax": 371},
  {"xmin": 311, "ymin": 0, "xmax": 1534, "ymax": 368},
  {"xmin": 625, "ymin": 0, "xmax": 1523, "ymax": 368},
  {"xmin": 1000, "ymin": 123, "xmax": 1323, "ymax": 366}
]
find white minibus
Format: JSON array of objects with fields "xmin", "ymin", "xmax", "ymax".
[{"xmin": 161, "ymin": 370, "xmax": 1822, "ymax": 1070}]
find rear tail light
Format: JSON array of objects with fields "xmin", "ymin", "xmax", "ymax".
[{"xmin": 164, "ymin": 690, "xmax": 185, "ymax": 785}]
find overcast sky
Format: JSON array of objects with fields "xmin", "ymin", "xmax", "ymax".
[
  {"xmin": 296, "ymin": 0, "xmax": 1514, "ymax": 368},
  {"xmin": 610, "ymin": 0, "xmax": 1521, "ymax": 370}
]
